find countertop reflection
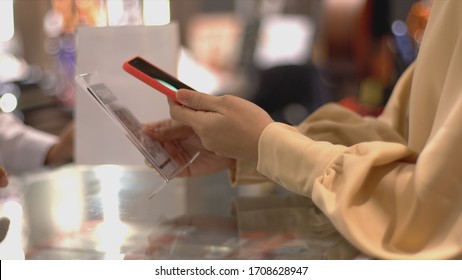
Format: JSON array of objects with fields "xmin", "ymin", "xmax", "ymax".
[
  {"xmin": 0, "ymin": 164, "xmax": 332, "ymax": 260},
  {"xmin": 0, "ymin": 164, "xmax": 191, "ymax": 260}
]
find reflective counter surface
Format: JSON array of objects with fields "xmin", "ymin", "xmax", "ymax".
[{"xmin": 0, "ymin": 164, "xmax": 339, "ymax": 260}]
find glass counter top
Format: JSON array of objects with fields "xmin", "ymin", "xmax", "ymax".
[{"xmin": 0, "ymin": 164, "xmax": 342, "ymax": 260}]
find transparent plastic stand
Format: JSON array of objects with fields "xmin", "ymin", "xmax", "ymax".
[{"xmin": 76, "ymin": 73, "xmax": 199, "ymax": 198}]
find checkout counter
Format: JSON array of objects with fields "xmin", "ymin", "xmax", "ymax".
[{"xmin": 0, "ymin": 163, "xmax": 347, "ymax": 260}]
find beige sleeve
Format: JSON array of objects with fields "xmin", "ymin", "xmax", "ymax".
[
  {"xmin": 228, "ymin": 87, "xmax": 413, "ymax": 259},
  {"xmin": 256, "ymin": 94, "xmax": 462, "ymax": 259},
  {"xmin": 230, "ymin": 98, "xmax": 408, "ymax": 187}
]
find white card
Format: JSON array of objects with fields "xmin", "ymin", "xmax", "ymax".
[{"xmin": 75, "ymin": 24, "xmax": 179, "ymax": 165}]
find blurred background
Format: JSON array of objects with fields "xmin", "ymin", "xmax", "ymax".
[{"xmin": 1, "ymin": 0, "xmax": 432, "ymax": 135}]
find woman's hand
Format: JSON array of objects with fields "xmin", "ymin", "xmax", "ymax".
[
  {"xmin": 143, "ymin": 119, "xmax": 235, "ymax": 177},
  {"xmin": 168, "ymin": 89, "xmax": 274, "ymax": 161}
]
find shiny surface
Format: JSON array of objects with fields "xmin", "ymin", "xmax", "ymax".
[
  {"xmin": 0, "ymin": 164, "xmax": 189, "ymax": 259},
  {"xmin": 0, "ymin": 164, "xmax": 326, "ymax": 260}
]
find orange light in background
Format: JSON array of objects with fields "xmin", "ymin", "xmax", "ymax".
[
  {"xmin": 76, "ymin": 0, "xmax": 107, "ymax": 27},
  {"xmin": 51, "ymin": 0, "xmax": 107, "ymax": 33},
  {"xmin": 406, "ymin": 0, "xmax": 433, "ymax": 47},
  {"xmin": 51, "ymin": 0, "xmax": 79, "ymax": 34}
]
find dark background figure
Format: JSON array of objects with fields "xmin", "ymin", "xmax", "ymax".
[
  {"xmin": 250, "ymin": 0, "xmax": 425, "ymax": 121},
  {"xmin": 251, "ymin": 63, "xmax": 333, "ymax": 125}
]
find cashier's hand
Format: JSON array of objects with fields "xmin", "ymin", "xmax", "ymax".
[
  {"xmin": 144, "ymin": 119, "xmax": 235, "ymax": 177},
  {"xmin": 0, "ymin": 167, "xmax": 8, "ymax": 188},
  {"xmin": 169, "ymin": 89, "xmax": 274, "ymax": 162},
  {"xmin": 45, "ymin": 122, "xmax": 75, "ymax": 167}
]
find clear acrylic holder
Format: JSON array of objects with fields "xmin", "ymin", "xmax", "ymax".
[{"xmin": 75, "ymin": 73, "xmax": 199, "ymax": 198}]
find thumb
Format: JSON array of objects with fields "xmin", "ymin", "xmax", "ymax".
[{"xmin": 176, "ymin": 89, "xmax": 217, "ymax": 112}]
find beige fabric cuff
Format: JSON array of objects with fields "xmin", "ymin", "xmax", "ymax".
[{"xmin": 256, "ymin": 122, "xmax": 347, "ymax": 196}]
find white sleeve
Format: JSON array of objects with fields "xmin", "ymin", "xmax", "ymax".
[{"xmin": 0, "ymin": 113, "xmax": 58, "ymax": 174}]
